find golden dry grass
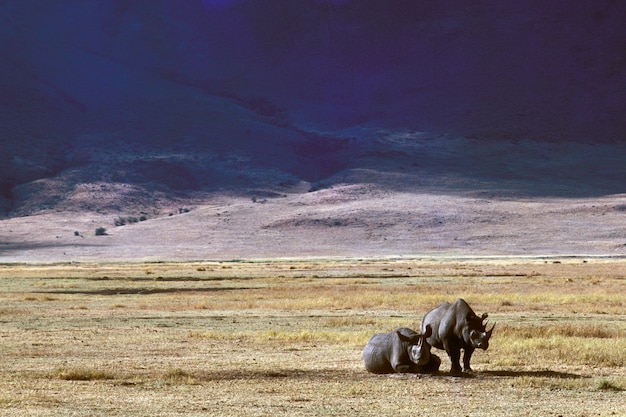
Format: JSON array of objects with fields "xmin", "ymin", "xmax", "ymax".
[{"xmin": 0, "ymin": 258, "xmax": 624, "ymax": 416}]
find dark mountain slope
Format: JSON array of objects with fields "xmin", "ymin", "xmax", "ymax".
[{"xmin": 1, "ymin": 1, "xmax": 625, "ymax": 219}]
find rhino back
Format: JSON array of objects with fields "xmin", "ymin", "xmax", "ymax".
[
  {"xmin": 423, "ymin": 299, "xmax": 476, "ymax": 346},
  {"xmin": 421, "ymin": 301, "xmax": 451, "ymax": 348}
]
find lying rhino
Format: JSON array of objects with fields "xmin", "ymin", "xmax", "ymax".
[
  {"xmin": 421, "ymin": 298, "xmax": 495, "ymax": 374},
  {"xmin": 362, "ymin": 326, "xmax": 441, "ymax": 374}
]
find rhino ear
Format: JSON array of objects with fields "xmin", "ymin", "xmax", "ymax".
[
  {"xmin": 422, "ymin": 324, "xmax": 432, "ymax": 338},
  {"xmin": 396, "ymin": 331, "xmax": 411, "ymax": 342}
]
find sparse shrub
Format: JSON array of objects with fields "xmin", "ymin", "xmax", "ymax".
[
  {"xmin": 52, "ymin": 367, "xmax": 115, "ymax": 381},
  {"xmin": 74, "ymin": 231, "xmax": 80, "ymax": 236},
  {"xmin": 597, "ymin": 379, "xmax": 623, "ymax": 391},
  {"xmin": 115, "ymin": 215, "xmax": 142, "ymax": 226},
  {"xmin": 139, "ymin": 215, "xmax": 147, "ymax": 221},
  {"xmin": 95, "ymin": 227, "xmax": 107, "ymax": 236},
  {"xmin": 162, "ymin": 368, "xmax": 197, "ymax": 385}
]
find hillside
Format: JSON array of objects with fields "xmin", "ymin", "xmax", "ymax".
[
  {"xmin": 1, "ymin": 1, "xmax": 625, "ymax": 261},
  {"xmin": 2, "ymin": 130, "xmax": 625, "ymax": 262}
]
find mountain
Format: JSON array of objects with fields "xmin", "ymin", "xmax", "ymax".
[{"xmin": 1, "ymin": 1, "xmax": 625, "ymax": 260}]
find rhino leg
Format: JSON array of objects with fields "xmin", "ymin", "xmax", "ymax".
[
  {"xmin": 444, "ymin": 341, "xmax": 463, "ymax": 374},
  {"xmin": 420, "ymin": 353, "xmax": 441, "ymax": 374},
  {"xmin": 393, "ymin": 364, "xmax": 414, "ymax": 373},
  {"xmin": 462, "ymin": 348, "xmax": 475, "ymax": 373}
]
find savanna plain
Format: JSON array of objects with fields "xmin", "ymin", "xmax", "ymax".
[{"xmin": 0, "ymin": 258, "xmax": 624, "ymax": 416}]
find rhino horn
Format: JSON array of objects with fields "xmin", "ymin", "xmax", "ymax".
[{"xmin": 486, "ymin": 322, "xmax": 496, "ymax": 336}]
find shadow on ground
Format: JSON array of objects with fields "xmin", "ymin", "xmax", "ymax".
[
  {"xmin": 0, "ymin": 242, "xmax": 106, "ymax": 254},
  {"xmin": 478, "ymin": 369, "xmax": 585, "ymax": 379},
  {"xmin": 192, "ymin": 368, "xmax": 587, "ymax": 382},
  {"xmin": 36, "ymin": 287, "xmax": 247, "ymax": 295}
]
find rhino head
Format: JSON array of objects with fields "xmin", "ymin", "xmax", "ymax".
[
  {"xmin": 398, "ymin": 324, "xmax": 433, "ymax": 366},
  {"xmin": 468, "ymin": 312, "xmax": 496, "ymax": 350}
]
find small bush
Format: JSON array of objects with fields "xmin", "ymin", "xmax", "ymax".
[
  {"xmin": 597, "ymin": 379, "xmax": 623, "ymax": 391},
  {"xmin": 115, "ymin": 215, "xmax": 144, "ymax": 226},
  {"xmin": 95, "ymin": 227, "xmax": 107, "ymax": 236},
  {"xmin": 162, "ymin": 368, "xmax": 197, "ymax": 385},
  {"xmin": 53, "ymin": 367, "xmax": 115, "ymax": 381}
]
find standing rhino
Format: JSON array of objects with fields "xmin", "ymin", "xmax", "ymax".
[
  {"xmin": 421, "ymin": 298, "xmax": 495, "ymax": 374},
  {"xmin": 362, "ymin": 326, "xmax": 441, "ymax": 374}
]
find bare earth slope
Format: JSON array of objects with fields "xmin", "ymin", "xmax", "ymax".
[
  {"xmin": 2, "ymin": 131, "xmax": 625, "ymax": 263},
  {"xmin": 2, "ymin": 189, "xmax": 625, "ymax": 263}
]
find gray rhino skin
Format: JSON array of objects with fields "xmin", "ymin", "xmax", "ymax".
[
  {"xmin": 421, "ymin": 298, "xmax": 495, "ymax": 374},
  {"xmin": 362, "ymin": 326, "xmax": 440, "ymax": 374}
]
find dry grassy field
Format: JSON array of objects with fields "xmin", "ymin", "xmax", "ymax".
[{"xmin": 1, "ymin": 258, "xmax": 624, "ymax": 416}]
